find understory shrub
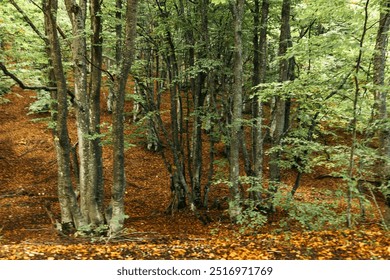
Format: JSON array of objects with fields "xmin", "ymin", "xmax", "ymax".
[{"xmin": 274, "ymin": 189, "xmax": 346, "ymax": 231}]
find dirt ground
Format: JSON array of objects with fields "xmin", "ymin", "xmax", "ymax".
[{"xmin": 0, "ymin": 87, "xmax": 389, "ymax": 260}]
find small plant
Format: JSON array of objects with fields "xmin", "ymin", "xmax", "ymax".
[
  {"xmin": 236, "ymin": 201, "xmax": 268, "ymax": 233},
  {"xmin": 274, "ymin": 189, "xmax": 346, "ymax": 231},
  {"xmin": 28, "ymin": 90, "xmax": 53, "ymax": 114}
]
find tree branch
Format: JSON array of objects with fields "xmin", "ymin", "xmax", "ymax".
[
  {"xmin": 0, "ymin": 62, "xmax": 75, "ymax": 102},
  {"xmin": 0, "ymin": 62, "xmax": 55, "ymax": 91}
]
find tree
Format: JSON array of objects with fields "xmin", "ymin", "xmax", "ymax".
[
  {"xmin": 43, "ymin": 0, "xmax": 138, "ymax": 234},
  {"xmin": 268, "ymin": 0, "xmax": 294, "ymax": 200},
  {"xmin": 109, "ymin": 0, "xmax": 138, "ymax": 233},
  {"xmin": 43, "ymin": 0, "xmax": 87, "ymax": 230},
  {"xmin": 249, "ymin": 0, "xmax": 269, "ymax": 201},
  {"xmin": 228, "ymin": 0, "xmax": 245, "ymax": 220},
  {"xmin": 373, "ymin": 0, "xmax": 390, "ymax": 224}
]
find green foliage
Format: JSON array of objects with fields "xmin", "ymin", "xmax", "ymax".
[
  {"xmin": 275, "ymin": 188, "xmax": 346, "ymax": 231},
  {"xmin": 0, "ymin": 95, "xmax": 10, "ymax": 105},
  {"xmin": 235, "ymin": 200, "xmax": 268, "ymax": 233},
  {"xmin": 28, "ymin": 90, "xmax": 53, "ymax": 114},
  {"xmin": 0, "ymin": 76, "xmax": 13, "ymax": 96},
  {"xmin": 0, "ymin": 1, "xmax": 48, "ymax": 86}
]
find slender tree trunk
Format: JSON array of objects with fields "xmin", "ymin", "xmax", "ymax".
[
  {"xmin": 191, "ymin": 0, "xmax": 209, "ymax": 207},
  {"xmin": 109, "ymin": 0, "xmax": 138, "ymax": 233},
  {"xmin": 43, "ymin": 0, "xmax": 86, "ymax": 230},
  {"xmin": 347, "ymin": 0, "xmax": 370, "ymax": 228},
  {"xmin": 89, "ymin": 0, "xmax": 105, "ymax": 220},
  {"xmin": 107, "ymin": 0, "xmax": 123, "ymax": 113},
  {"xmin": 269, "ymin": 0, "xmax": 292, "ymax": 186},
  {"xmin": 250, "ymin": 0, "xmax": 269, "ymax": 200},
  {"xmin": 229, "ymin": 0, "xmax": 245, "ymax": 220},
  {"xmin": 156, "ymin": 0, "xmax": 190, "ymax": 211}
]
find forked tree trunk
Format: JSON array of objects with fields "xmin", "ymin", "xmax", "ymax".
[
  {"xmin": 191, "ymin": 0, "xmax": 209, "ymax": 207},
  {"xmin": 64, "ymin": 0, "xmax": 104, "ymax": 226}
]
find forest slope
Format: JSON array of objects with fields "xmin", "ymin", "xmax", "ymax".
[{"xmin": 0, "ymin": 88, "xmax": 389, "ymax": 260}]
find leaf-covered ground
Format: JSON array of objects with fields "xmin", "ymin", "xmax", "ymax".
[
  {"xmin": 0, "ymin": 229, "xmax": 389, "ymax": 260},
  {"xmin": 0, "ymin": 88, "xmax": 389, "ymax": 260}
]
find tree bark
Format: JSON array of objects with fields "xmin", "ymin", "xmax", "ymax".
[
  {"xmin": 191, "ymin": 0, "xmax": 209, "ymax": 207},
  {"xmin": 373, "ymin": 0, "xmax": 390, "ymax": 213},
  {"xmin": 89, "ymin": 0, "xmax": 105, "ymax": 218},
  {"xmin": 269, "ymin": 0, "xmax": 293, "ymax": 185},
  {"xmin": 229, "ymin": 0, "xmax": 245, "ymax": 220},
  {"xmin": 250, "ymin": 0, "xmax": 269, "ymax": 200},
  {"xmin": 43, "ymin": 0, "xmax": 86, "ymax": 230},
  {"xmin": 65, "ymin": 0, "xmax": 103, "ymax": 226},
  {"xmin": 109, "ymin": 0, "xmax": 138, "ymax": 233}
]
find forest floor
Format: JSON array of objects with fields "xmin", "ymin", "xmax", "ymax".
[{"xmin": 0, "ymin": 87, "xmax": 389, "ymax": 260}]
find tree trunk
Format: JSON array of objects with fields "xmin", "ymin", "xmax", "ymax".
[
  {"xmin": 269, "ymin": 0, "xmax": 292, "ymax": 186},
  {"xmin": 43, "ymin": 0, "xmax": 86, "ymax": 230},
  {"xmin": 109, "ymin": 0, "xmax": 138, "ymax": 234},
  {"xmin": 250, "ymin": 0, "xmax": 269, "ymax": 200},
  {"xmin": 191, "ymin": 0, "xmax": 209, "ymax": 207},
  {"xmin": 373, "ymin": 0, "xmax": 390, "ymax": 217},
  {"xmin": 89, "ymin": 0, "xmax": 105, "ymax": 218},
  {"xmin": 107, "ymin": 0, "xmax": 123, "ymax": 113},
  {"xmin": 229, "ymin": 0, "xmax": 245, "ymax": 220},
  {"xmin": 65, "ymin": 0, "xmax": 103, "ymax": 226}
]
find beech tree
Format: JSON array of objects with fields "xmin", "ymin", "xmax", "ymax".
[
  {"xmin": 373, "ymin": 0, "xmax": 390, "ymax": 223},
  {"xmin": 42, "ymin": 0, "xmax": 138, "ymax": 233}
]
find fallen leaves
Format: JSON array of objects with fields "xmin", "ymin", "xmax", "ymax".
[{"xmin": 1, "ymin": 228, "xmax": 388, "ymax": 260}]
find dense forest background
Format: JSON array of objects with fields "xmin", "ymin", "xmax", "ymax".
[{"xmin": 1, "ymin": 0, "xmax": 390, "ymax": 252}]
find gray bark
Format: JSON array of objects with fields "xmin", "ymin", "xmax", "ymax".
[
  {"xmin": 109, "ymin": 0, "xmax": 138, "ymax": 233},
  {"xmin": 229, "ymin": 0, "xmax": 245, "ymax": 219},
  {"xmin": 89, "ymin": 0, "xmax": 105, "ymax": 217},
  {"xmin": 43, "ymin": 0, "xmax": 86, "ymax": 230},
  {"xmin": 65, "ymin": 0, "xmax": 103, "ymax": 226}
]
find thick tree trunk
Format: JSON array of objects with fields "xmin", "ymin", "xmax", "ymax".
[
  {"xmin": 65, "ymin": 0, "xmax": 103, "ymax": 226},
  {"xmin": 373, "ymin": 0, "xmax": 390, "ymax": 217}
]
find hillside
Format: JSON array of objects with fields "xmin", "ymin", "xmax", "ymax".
[{"xmin": 0, "ymin": 87, "xmax": 389, "ymax": 260}]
